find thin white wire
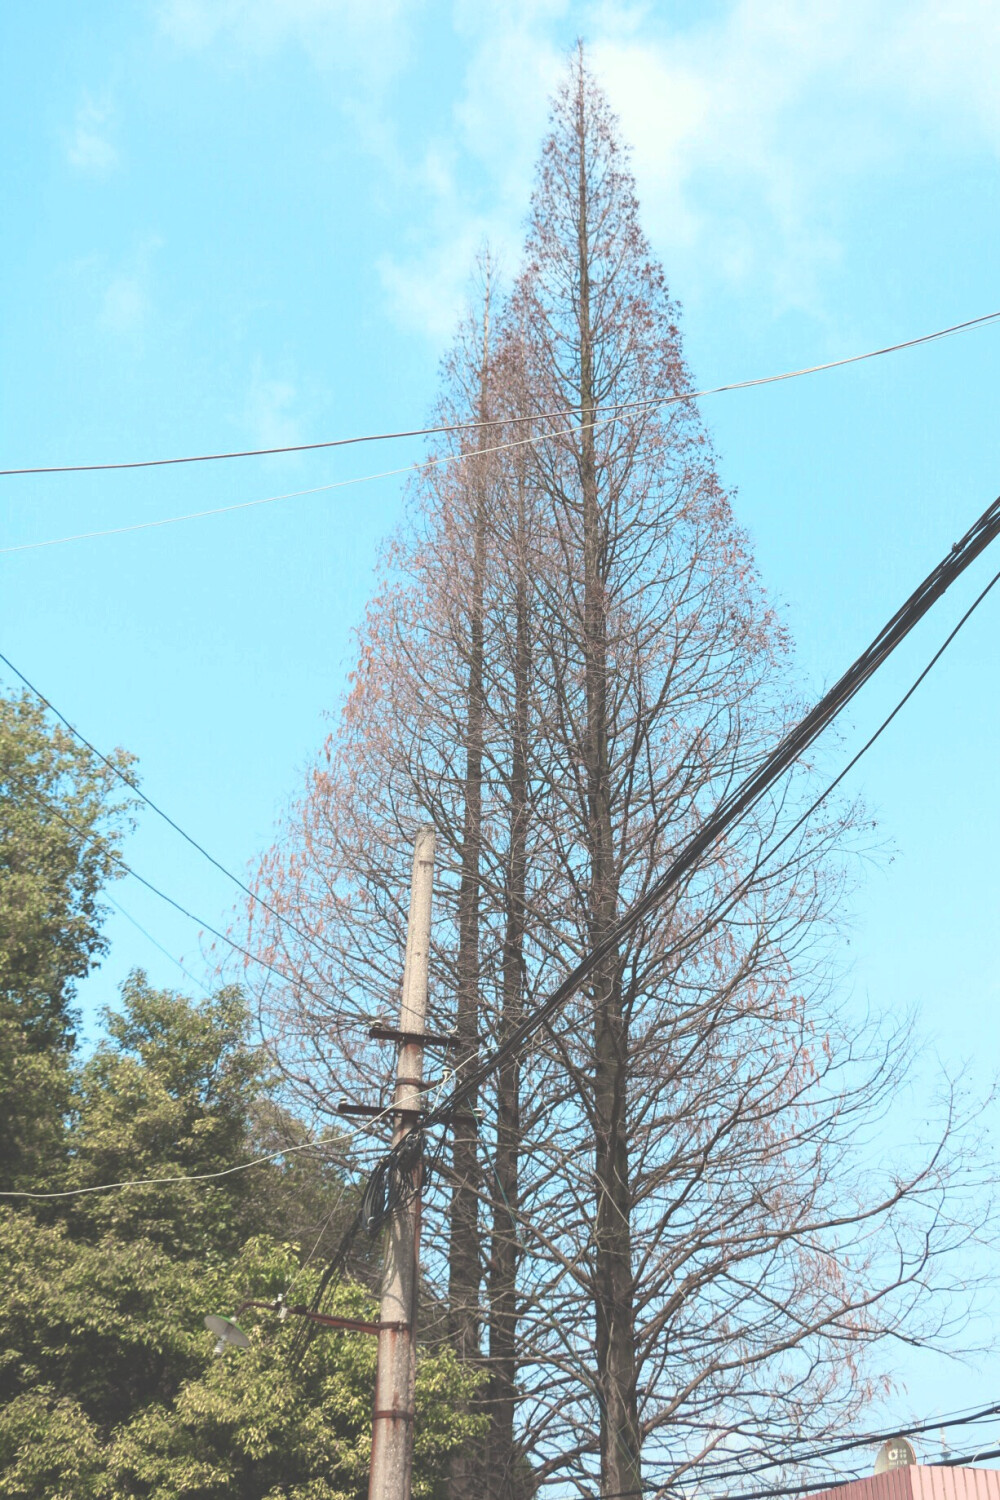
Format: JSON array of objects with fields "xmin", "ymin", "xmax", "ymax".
[
  {"xmin": 0, "ymin": 415, "xmax": 589, "ymax": 555},
  {"xmin": 5, "ymin": 307, "xmax": 997, "ymax": 556},
  {"xmin": 0, "ymin": 1133, "xmax": 354, "ymax": 1200},
  {"xmin": 0, "ymin": 1028, "xmax": 448, "ymax": 1203},
  {"xmin": 0, "ymin": 1093, "xmax": 425, "ymax": 1203},
  {"xmin": 104, "ymin": 890, "xmax": 212, "ymax": 997}
]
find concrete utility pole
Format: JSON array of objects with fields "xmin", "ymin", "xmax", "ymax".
[{"xmin": 369, "ymin": 825, "xmax": 436, "ymax": 1500}]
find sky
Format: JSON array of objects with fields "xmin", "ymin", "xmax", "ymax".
[{"xmin": 3, "ymin": 0, "xmax": 1000, "ymax": 1442}]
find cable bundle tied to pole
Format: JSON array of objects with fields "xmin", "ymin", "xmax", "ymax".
[
  {"xmin": 286, "ymin": 1128, "xmax": 427, "ymax": 1368},
  {"xmin": 360, "ymin": 1128, "xmax": 424, "ymax": 1236}
]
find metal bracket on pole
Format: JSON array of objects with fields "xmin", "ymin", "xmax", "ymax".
[
  {"xmin": 236, "ymin": 1299, "xmax": 407, "ymax": 1337},
  {"xmin": 369, "ymin": 1024, "xmax": 461, "ymax": 1049}
]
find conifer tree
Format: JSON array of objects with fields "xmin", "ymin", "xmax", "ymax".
[{"xmin": 246, "ymin": 49, "xmax": 986, "ymax": 1500}]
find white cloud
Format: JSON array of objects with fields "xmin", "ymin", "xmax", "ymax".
[
  {"xmin": 67, "ymin": 96, "xmax": 119, "ymax": 175},
  {"xmin": 591, "ymin": 0, "xmax": 1000, "ymax": 311},
  {"xmin": 155, "ymin": 0, "xmax": 415, "ymax": 171},
  {"xmin": 98, "ymin": 238, "xmax": 163, "ymax": 338},
  {"xmin": 156, "ymin": 0, "xmax": 1000, "ymax": 343},
  {"xmin": 100, "ymin": 275, "xmax": 149, "ymax": 335},
  {"xmin": 377, "ymin": 0, "xmax": 1000, "ymax": 339},
  {"xmin": 377, "ymin": 8, "xmax": 565, "ymax": 340},
  {"xmin": 156, "ymin": 0, "xmax": 411, "ymax": 86},
  {"xmin": 244, "ymin": 359, "xmax": 303, "ymax": 449}
]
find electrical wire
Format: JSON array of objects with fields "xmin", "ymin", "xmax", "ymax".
[
  {"xmin": 440, "ymin": 559, "xmax": 1000, "ymax": 1500},
  {"xmin": 502, "ymin": 1400, "xmax": 1000, "ymax": 1500},
  {"xmin": 2, "ymin": 308, "xmax": 998, "ymax": 477},
  {"xmin": 601, "ymin": 1443, "xmax": 1000, "ymax": 1500},
  {"xmin": 104, "ymin": 889, "xmax": 212, "ymax": 997},
  {"xmin": 0, "ymin": 401, "xmax": 623, "ymax": 555},
  {"xmin": 0, "ymin": 1133, "xmax": 353, "ymax": 1200},
  {"xmin": 294, "ymin": 493, "xmax": 1000, "ymax": 1344},
  {"xmin": 6, "ymin": 310, "xmax": 1000, "ymax": 557},
  {"xmin": 621, "ymin": 557, "xmax": 1000, "ymax": 1005},
  {"xmin": 0, "ymin": 647, "xmax": 345, "ymax": 969},
  {"xmin": 231, "ymin": 488, "xmax": 1000, "ymax": 1381},
  {"xmin": 2, "ymin": 764, "xmax": 374, "ymax": 1032},
  {"xmin": 1, "ymin": 472, "xmax": 379, "ymax": 554},
  {"xmin": 446, "ymin": 561, "xmax": 1000, "ymax": 1500},
  {"xmin": 419, "ymin": 487, "xmax": 1000, "ymax": 1133},
  {"xmin": 652, "ymin": 1399, "xmax": 1000, "ymax": 1484},
  {"xmin": 592, "ymin": 1413, "xmax": 1000, "ymax": 1500}
]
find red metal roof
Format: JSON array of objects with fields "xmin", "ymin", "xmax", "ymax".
[{"xmin": 806, "ymin": 1468, "xmax": 1000, "ymax": 1500}]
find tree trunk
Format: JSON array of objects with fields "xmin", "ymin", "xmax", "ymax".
[
  {"xmin": 573, "ymin": 62, "xmax": 641, "ymax": 1500},
  {"xmin": 487, "ymin": 463, "xmax": 531, "ymax": 1500},
  {"xmin": 448, "ymin": 294, "xmax": 492, "ymax": 1500}
]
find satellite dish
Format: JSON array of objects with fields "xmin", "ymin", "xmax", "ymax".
[
  {"xmin": 204, "ymin": 1314, "xmax": 250, "ymax": 1356},
  {"xmin": 874, "ymin": 1437, "xmax": 916, "ymax": 1474}
]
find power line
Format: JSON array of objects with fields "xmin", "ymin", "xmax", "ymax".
[
  {"xmin": 477, "ymin": 1398, "xmax": 1000, "ymax": 1500},
  {"xmin": 4, "ymin": 765, "xmax": 373, "ymax": 1032},
  {"xmin": 640, "ymin": 557, "xmax": 1000, "ymax": 989},
  {"xmin": 0, "ymin": 647, "xmax": 344, "ymax": 969},
  {"xmin": 0, "ymin": 406, "xmax": 610, "ymax": 555},
  {"xmin": 6, "ymin": 309, "xmax": 999, "ymax": 557},
  {"xmin": 0, "ymin": 1133, "xmax": 356, "ymax": 1200},
  {"xmin": 2, "ymin": 308, "xmax": 997, "ymax": 477},
  {"xmin": 675, "ymin": 1448, "xmax": 1000, "ymax": 1500},
  {"xmin": 420, "ymin": 484, "xmax": 1000, "ymax": 1128},
  {"xmin": 599, "ymin": 1455, "xmax": 1000, "ymax": 1500},
  {"xmin": 307, "ymin": 484, "xmax": 1000, "ymax": 1291},
  {"xmin": 590, "ymin": 1402, "xmax": 1000, "ymax": 1500},
  {"xmin": 657, "ymin": 1400, "xmax": 1000, "ymax": 1484},
  {"xmin": 486, "ymin": 515, "xmax": 1000, "ymax": 1500},
  {"xmin": 104, "ymin": 889, "xmax": 212, "ymax": 997}
]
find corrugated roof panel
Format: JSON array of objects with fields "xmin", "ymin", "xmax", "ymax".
[{"xmin": 800, "ymin": 1467, "xmax": 1000, "ymax": 1500}]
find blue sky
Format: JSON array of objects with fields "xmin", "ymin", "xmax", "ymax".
[{"xmin": 3, "ymin": 0, "xmax": 1000, "ymax": 1433}]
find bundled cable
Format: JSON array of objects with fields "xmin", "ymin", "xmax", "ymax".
[
  {"xmin": 421, "ymin": 490, "xmax": 1000, "ymax": 1130},
  {"xmin": 360, "ymin": 1129, "xmax": 424, "ymax": 1236}
]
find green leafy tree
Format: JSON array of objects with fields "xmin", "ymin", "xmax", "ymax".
[
  {"xmin": 0, "ymin": 977, "xmax": 482, "ymax": 1498},
  {"xmin": 108, "ymin": 1250, "xmax": 482, "ymax": 1500},
  {"xmin": 0, "ymin": 689, "xmax": 133, "ymax": 1190}
]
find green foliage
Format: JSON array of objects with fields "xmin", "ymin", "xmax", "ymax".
[
  {"xmin": 0, "ymin": 1388, "xmax": 102, "ymax": 1500},
  {"xmin": 0, "ymin": 975, "xmax": 482, "ymax": 1498},
  {"xmin": 107, "ymin": 1250, "xmax": 483, "ymax": 1500},
  {"xmin": 0, "ymin": 690, "xmax": 134, "ymax": 1190},
  {"xmin": 0, "ymin": 691, "xmax": 478, "ymax": 1493},
  {"xmin": 62, "ymin": 975, "xmax": 262, "ymax": 1257},
  {"xmin": 0, "ymin": 691, "xmax": 134, "ymax": 1040}
]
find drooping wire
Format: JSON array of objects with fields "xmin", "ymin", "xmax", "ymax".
[
  {"xmin": 420, "ymin": 489, "xmax": 1000, "ymax": 1132},
  {"xmin": 650, "ymin": 559, "xmax": 1000, "ymax": 975},
  {"xmin": 595, "ymin": 1434, "xmax": 1000, "ymax": 1500},
  {"xmin": 219, "ymin": 483, "xmax": 1000, "ymax": 1388},
  {"xmin": 0, "ymin": 647, "xmax": 346, "ymax": 971},
  {"xmin": 104, "ymin": 889, "xmax": 212, "ymax": 997},
  {"xmin": 645, "ymin": 1398, "xmax": 1000, "ymax": 1486},
  {"xmin": 0, "ymin": 1133, "xmax": 355, "ymax": 1200},
  {"xmin": 279, "ymin": 491, "xmax": 1000, "ymax": 1359},
  {"xmin": 2, "ymin": 307, "xmax": 997, "ymax": 477},
  {"xmin": 2, "ymin": 765, "xmax": 374, "ymax": 1033},
  {"xmin": 1, "ymin": 400, "xmax": 627, "ymax": 555}
]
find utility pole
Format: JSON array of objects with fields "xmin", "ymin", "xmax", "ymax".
[{"xmin": 369, "ymin": 824, "xmax": 436, "ymax": 1500}]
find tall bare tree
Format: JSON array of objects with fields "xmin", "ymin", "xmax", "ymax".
[{"xmin": 240, "ymin": 48, "xmax": 990, "ymax": 1500}]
